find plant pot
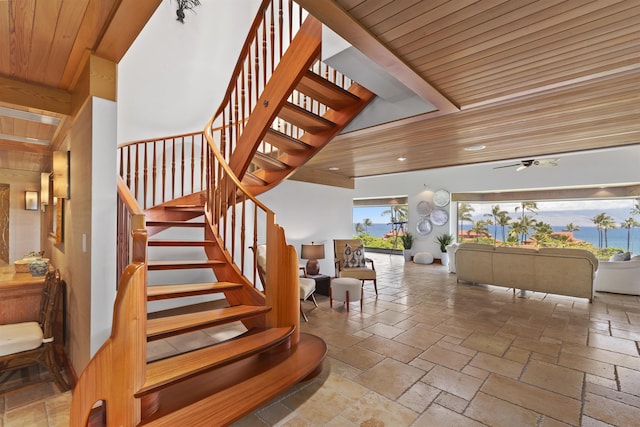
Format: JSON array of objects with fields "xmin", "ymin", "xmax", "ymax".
[
  {"xmin": 441, "ymin": 252, "xmax": 449, "ymax": 266},
  {"xmin": 403, "ymin": 249, "xmax": 412, "ymax": 261},
  {"xmin": 28, "ymin": 259, "xmax": 49, "ymax": 276}
]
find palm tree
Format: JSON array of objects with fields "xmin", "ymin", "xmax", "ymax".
[
  {"xmin": 518, "ymin": 215, "xmax": 537, "ymax": 244},
  {"xmin": 381, "ymin": 205, "xmax": 408, "ymax": 238},
  {"xmin": 471, "ymin": 220, "xmax": 490, "ymax": 242},
  {"xmin": 362, "ymin": 218, "xmax": 373, "ymax": 233},
  {"xmin": 485, "ymin": 205, "xmax": 507, "ymax": 244},
  {"xmin": 508, "ymin": 221, "xmax": 527, "ymax": 243},
  {"xmin": 620, "ymin": 217, "xmax": 640, "ymax": 251},
  {"xmin": 533, "ymin": 221, "xmax": 553, "ymax": 245},
  {"xmin": 591, "ymin": 212, "xmax": 607, "ymax": 248},
  {"xmin": 601, "ymin": 214, "xmax": 616, "ymax": 248},
  {"xmin": 457, "ymin": 203, "xmax": 475, "ymax": 240},
  {"xmin": 497, "ymin": 211, "xmax": 512, "ymax": 243},
  {"xmin": 354, "ymin": 223, "xmax": 365, "ymax": 234},
  {"xmin": 563, "ymin": 223, "xmax": 580, "ymax": 233},
  {"xmin": 631, "ymin": 199, "xmax": 640, "ymax": 217},
  {"xmin": 515, "ymin": 201, "xmax": 538, "ymax": 222}
]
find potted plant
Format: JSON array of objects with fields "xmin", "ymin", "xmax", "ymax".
[
  {"xmin": 400, "ymin": 232, "xmax": 414, "ymax": 261},
  {"xmin": 436, "ymin": 233, "xmax": 454, "ymax": 266}
]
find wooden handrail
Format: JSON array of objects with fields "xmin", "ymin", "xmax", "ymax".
[{"xmin": 116, "ymin": 176, "xmax": 147, "ymax": 284}]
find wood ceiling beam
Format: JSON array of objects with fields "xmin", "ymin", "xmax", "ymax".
[
  {"xmin": 0, "ymin": 139, "xmax": 51, "ymax": 154},
  {"xmin": 0, "ymin": 76, "xmax": 72, "ymax": 116},
  {"xmin": 295, "ymin": 0, "xmax": 459, "ymax": 115},
  {"xmin": 94, "ymin": 0, "xmax": 163, "ymax": 63}
]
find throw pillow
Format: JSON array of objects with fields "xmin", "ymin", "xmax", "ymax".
[
  {"xmin": 352, "ymin": 244, "xmax": 366, "ymax": 268},
  {"xmin": 343, "ymin": 244, "xmax": 353, "ymax": 268}
]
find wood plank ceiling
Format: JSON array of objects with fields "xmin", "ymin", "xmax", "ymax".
[
  {"xmin": 292, "ymin": 0, "xmax": 640, "ymax": 184},
  {"xmin": 0, "ymin": 0, "xmax": 160, "ymax": 176},
  {"xmin": 1, "ymin": 0, "xmax": 639, "ymax": 186}
]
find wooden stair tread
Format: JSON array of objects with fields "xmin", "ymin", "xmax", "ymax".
[
  {"xmin": 139, "ymin": 333, "xmax": 326, "ymax": 426},
  {"xmin": 279, "ymin": 102, "xmax": 335, "ymax": 134},
  {"xmin": 163, "ymin": 205, "xmax": 204, "ymax": 212},
  {"xmin": 252, "ymin": 152, "xmax": 289, "ymax": 171},
  {"xmin": 147, "ymin": 259, "xmax": 224, "ymax": 271},
  {"xmin": 137, "ymin": 326, "xmax": 295, "ymax": 397},
  {"xmin": 242, "ymin": 173, "xmax": 268, "ymax": 187},
  {"xmin": 147, "ymin": 282, "xmax": 242, "ymax": 300},
  {"xmin": 264, "ymin": 129, "xmax": 310, "ymax": 152},
  {"xmin": 146, "ymin": 221, "xmax": 205, "ymax": 227},
  {"xmin": 148, "ymin": 240, "xmax": 215, "ymax": 247},
  {"xmin": 146, "ymin": 305, "xmax": 271, "ymax": 341},
  {"xmin": 298, "ymin": 70, "xmax": 361, "ymax": 110}
]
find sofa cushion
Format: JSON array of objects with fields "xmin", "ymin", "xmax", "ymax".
[{"xmin": 610, "ymin": 251, "xmax": 631, "ymax": 261}]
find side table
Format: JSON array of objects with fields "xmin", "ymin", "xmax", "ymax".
[{"xmin": 306, "ymin": 274, "xmax": 331, "ymax": 296}]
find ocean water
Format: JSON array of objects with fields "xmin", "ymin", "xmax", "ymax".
[{"xmin": 353, "ymin": 223, "xmax": 640, "ymax": 252}]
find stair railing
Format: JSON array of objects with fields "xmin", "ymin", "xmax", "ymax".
[
  {"xmin": 118, "ymin": 131, "xmax": 207, "ymax": 210},
  {"xmin": 116, "ymin": 176, "xmax": 147, "ymax": 284}
]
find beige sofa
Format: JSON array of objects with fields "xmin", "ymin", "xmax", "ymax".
[{"xmin": 455, "ymin": 243, "xmax": 598, "ymax": 301}]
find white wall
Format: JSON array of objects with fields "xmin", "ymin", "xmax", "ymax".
[
  {"xmin": 118, "ymin": 0, "xmax": 262, "ymax": 142},
  {"xmin": 258, "ymin": 180, "xmax": 354, "ymax": 276}
]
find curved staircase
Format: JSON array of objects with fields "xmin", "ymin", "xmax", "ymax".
[{"xmin": 70, "ymin": 0, "xmax": 375, "ymax": 425}]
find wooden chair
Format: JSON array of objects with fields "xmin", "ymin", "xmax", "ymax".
[
  {"xmin": 333, "ymin": 239, "xmax": 378, "ymax": 295},
  {"xmin": 0, "ymin": 269, "xmax": 70, "ymax": 392},
  {"xmin": 254, "ymin": 245, "xmax": 318, "ymax": 321}
]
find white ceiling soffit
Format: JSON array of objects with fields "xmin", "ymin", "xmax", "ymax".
[{"xmin": 321, "ymin": 25, "xmax": 436, "ymax": 133}]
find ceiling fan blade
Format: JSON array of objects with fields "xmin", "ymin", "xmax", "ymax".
[
  {"xmin": 493, "ymin": 163, "xmax": 521, "ymax": 170},
  {"xmin": 537, "ymin": 158, "xmax": 560, "ymax": 167},
  {"xmin": 516, "ymin": 164, "xmax": 529, "ymax": 172}
]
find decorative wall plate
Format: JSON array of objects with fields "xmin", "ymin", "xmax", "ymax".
[
  {"xmin": 416, "ymin": 200, "xmax": 434, "ymax": 216},
  {"xmin": 431, "ymin": 208, "xmax": 449, "ymax": 226},
  {"xmin": 416, "ymin": 217, "xmax": 433, "ymax": 235},
  {"xmin": 433, "ymin": 189, "xmax": 450, "ymax": 207}
]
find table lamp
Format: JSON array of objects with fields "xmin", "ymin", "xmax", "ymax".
[{"xmin": 301, "ymin": 242, "xmax": 325, "ymax": 276}]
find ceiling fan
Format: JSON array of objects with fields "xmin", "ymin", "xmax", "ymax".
[{"xmin": 494, "ymin": 158, "xmax": 559, "ymax": 172}]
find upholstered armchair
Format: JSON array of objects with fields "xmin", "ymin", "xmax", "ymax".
[
  {"xmin": 254, "ymin": 244, "xmax": 318, "ymax": 321},
  {"xmin": 333, "ymin": 239, "xmax": 378, "ymax": 295}
]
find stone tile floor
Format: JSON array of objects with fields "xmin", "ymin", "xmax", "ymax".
[{"xmin": 2, "ymin": 252, "xmax": 640, "ymax": 426}]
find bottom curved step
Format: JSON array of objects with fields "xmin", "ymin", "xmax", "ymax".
[{"xmin": 139, "ymin": 332, "xmax": 327, "ymax": 426}]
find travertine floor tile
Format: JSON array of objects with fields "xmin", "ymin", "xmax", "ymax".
[
  {"xmin": 588, "ymin": 332, "xmax": 639, "ymax": 356},
  {"xmin": 481, "ymin": 374, "xmax": 581, "ymax": 425},
  {"xmin": 583, "ymin": 392, "xmax": 640, "ymax": 426},
  {"xmin": 520, "ymin": 359, "xmax": 584, "ymax": 399},
  {"xmin": 465, "ymin": 392, "xmax": 540, "ymax": 426},
  {"xmin": 422, "ymin": 365, "xmax": 483, "ymax": 401},
  {"xmin": 461, "ymin": 331, "xmax": 513, "ymax": 356},
  {"xmin": 469, "ymin": 352, "xmax": 524, "ymax": 379},
  {"xmin": 355, "ymin": 358, "xmax": 424, "ymax": 400},
  {"xmin": 419, "ymin": 345, "xmax": 473, "ymax": 371},
  {"xmin": 413, "ymin": 404, "xmax": 485, "ymax": 427}
]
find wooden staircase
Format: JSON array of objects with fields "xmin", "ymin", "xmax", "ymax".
[
  {"xmin": 233, "ymin": 23, "xmax": 375, "ymax": 196},
  {"xmin": 72, "ymin": 1, "xmax": 375, "ymax": 425}
]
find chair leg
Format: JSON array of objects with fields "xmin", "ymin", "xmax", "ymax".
[
  {"xmin": 360, "ymin": 294, "xmax": 363, "ymax": 310},
  {"xmin": 329, "ymin": 287, "xmax": 333, "ymax": 308},
  {"xmin": 373, "ymin": 279, "xmax": 378, "ymax": 295},
  {"xmin": 300, "ymin": 303, "xmax": 308, "ymax": 322},
  {"xmin": 45, "ymin": 346, "xmax": 70, "ymax": 391},
  {"xmin": 310, "ymin": 293, "xmax": 318, "ymax": 307},
  {"xmin": 346, "ymin": 290, "xmax": 350, "ymax": 312}
]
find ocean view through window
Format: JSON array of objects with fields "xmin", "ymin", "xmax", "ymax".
[{"xmin": 456, "ymin": 199, "xmax": 640, "ymax": 257}]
